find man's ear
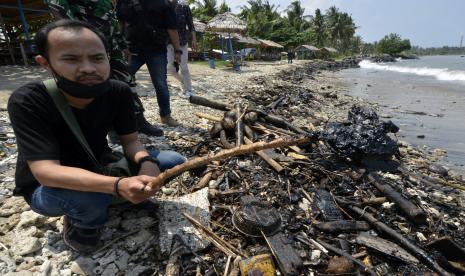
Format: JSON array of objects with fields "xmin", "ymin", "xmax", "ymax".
[{"xmin": 35, "ymin": 55, "xmax": 50, "ymax": 70}]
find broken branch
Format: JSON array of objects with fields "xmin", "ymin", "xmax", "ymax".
[
  {"xmin": 342, "ymin": 203, "xmax": 452, "ymax": 276},
  {"xmin": 367, "ymin": 172, "xmax": 427, "ymax": 225},
  {"xmin": 148, "ymin": 136, "xmax": 313, "ymax": 189}
]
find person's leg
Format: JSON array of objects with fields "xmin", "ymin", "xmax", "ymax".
[
  {"xmin": 149, "ymin": 150, "xmax": 186, "ymax": 171},
  {"xmin": 145, "ymin": 52, "xmax": 179, "ymax": 126},
  {"xmin": 166, "ymin": 44, "xmax": 183, "ymax": 84},
  {"xmin": 127, "ymin": 54, "xmax": 165, "ymax": 136},
  {"xmin": 30, "ymin": 186, "xmax": 112, "ymax": 229},
  {"xmin": 127, "ymin": 54, "xmax": 146, "ymax": 76},
  {"xmin": 179, "ymin": 44, "xmax": 192, "ymax": 95}
]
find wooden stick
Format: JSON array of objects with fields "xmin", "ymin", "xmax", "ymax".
[
  {"xmin": 182, "ymin": 212, "xmax": 247, "ymax": 258},
  {"xmin": 223, "ymin": 255, "xmax": 232, "ymax": 276},
  {"xmin": 244, "ymin": 137, "xmax": 284, "ymax": 173},
  {"xmin": 316, "ymin": 239, "xmax": 377, "ymax": 276},
  {"xmin": 190, "ymin": 95, "xmax": 232, "ymax": 111},
  {"xmin": 235, "ymin": 104, "xmax": 244, "ymax": 146},
  {"xmin": 194, "ymin": 112, "xmax": 222, "ymax": 122},
  {"xmin": 192, "ymin": 171, "xmax": 214, "ymax": 191},
  {"xmin": 367, "ymin": 173, "xmax": 427, "ymax": 225},
  {"xmin": 343, "ymin": 203, "xmax": 452, "ymax": 276},
  {"xmin": 148, "ymin": 136, "xmax": 312, "ymax": 189},
  {"xmin": 362, "ymin": 197, "xmax": 387, "ymax": 205}
]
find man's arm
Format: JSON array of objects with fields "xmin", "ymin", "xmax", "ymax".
[
  {"xmin": 167, "ymin": 29, "xmax": 182, "ymax": 64},
  {"xmin": 27, "ymin": 159, "xmax": 157, "ymax": 204},
  {"xmin": 120, "ymin": 132, "xmax": 161, "ymax": 177}
]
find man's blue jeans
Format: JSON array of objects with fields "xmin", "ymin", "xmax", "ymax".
[
  {"xmin": 128, "ymin": 52, "xmax": 171, "ymax": 117},
  {"xmin": 29, "ymin": 151, "xmax": 185, "ymax": 229}
]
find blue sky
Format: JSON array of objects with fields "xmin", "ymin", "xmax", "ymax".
[{"xmin": 225, "ymin": 0, "xmax": 464, "ymax": 47}]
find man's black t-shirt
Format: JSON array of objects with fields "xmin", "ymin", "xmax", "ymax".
[
  {"xmin": 7, "ymin": 80, "xmax": 137, "ymax": 201},
  {"xmin": 116, "ymin": 0, "xmax": 176, "ymax": 55}
]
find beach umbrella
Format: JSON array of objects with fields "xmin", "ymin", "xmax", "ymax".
[{"xmin": 206, "ymin": 12, "xmax": 247, "ymax": 69}]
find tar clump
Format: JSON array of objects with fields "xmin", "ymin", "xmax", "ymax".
[{"xmin": 321, "ymin": 105, "xmax": 399, "ymax": 161}]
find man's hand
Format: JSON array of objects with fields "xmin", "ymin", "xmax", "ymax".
[
  {"xmin": 117, "ymin": 175, "xmax": 158, "ymax": 204},
  {"xmin": 175, "ymin": 51, "xmax": 182, "ymax": 64},
  {"xmin": 191, "ymin": 39, "xmax": 197, "ymax": 52}
]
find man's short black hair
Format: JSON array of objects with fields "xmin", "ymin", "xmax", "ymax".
[{"xmin": 35, "ymin": 19, "xmax": 108, "ymax": 58}]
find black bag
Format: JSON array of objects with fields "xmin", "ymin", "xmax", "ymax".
[{"xmin": 43, "ymin": 79, "xmax": 132, "ymax": 177}]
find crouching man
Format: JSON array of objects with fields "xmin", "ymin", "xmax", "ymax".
[{"xmin": 7, "ymin": 20, "xmax": 185, "ymax": 253}]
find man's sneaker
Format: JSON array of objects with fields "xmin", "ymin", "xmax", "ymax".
[
  {"xmin": 138, "ymin": 117, "xmax": 164, "ymax": 137},
  {"xmin": 62, "ymin": 216, "xmax": 101, "ymax": 254},
  {"xmin": 161, "ymin": 115, "xmax": 180, "ymax": 127}
]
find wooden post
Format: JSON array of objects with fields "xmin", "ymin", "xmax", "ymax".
[{"xmin": 19, "ymin": 42, "xmax": 29, "ymax": 66}]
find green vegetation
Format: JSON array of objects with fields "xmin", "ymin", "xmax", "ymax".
[
  {"xmin": 375, "ymin": 33, "xmax": 411, "ymax": 56},
  {"xmin": 192, "ymin": 0, "xmax": 359, "ymax": 54},
  {"xmin": 407, "ymin": 46, "xmax": 465, "ymax": 56}
]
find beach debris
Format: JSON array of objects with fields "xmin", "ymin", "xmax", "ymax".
[
  {"xmin": 320, "ymin": 105, "xmax": 399, "ymax": 160},
  {"xmin": 239, "ymin": 254, "xmax": 275, "ymax": 276},
  {"xmin": 315, "ymin": 220, "xmax": 370, "ymax": 233},
  {"xmin": 317, "ymin": 238, "xmax": 377, "ymax": 276},
  {"xmin": 341, "ymin": 203, "xmax": 452, "ymax": 276},
  {"xmin": 326, "ymin": 256, "xmax": 355, "ymax": 274},
  {"xmin": 313, "ymin": 189, "xmax": 344, "ymax": 221},
  {"xmin": 157, "ymin": 187, "xmax": 211, "ymax": 256},
  {"xmin": 232, "ymin": 196, "xmax": 281, "ymax": 237},
  {"xmin": 367, "ymin": 172, "xmax": 427, "ymax": 225},
  {"xmin": 355, "ymin": 232, "xmax": 419, "ymax": 264},
  {"xmin": 426, "ymin": 237, "xmax": 465, "ymax": 274}
]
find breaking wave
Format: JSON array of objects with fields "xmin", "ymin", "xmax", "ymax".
[{"xmin": 359, "ymin": 60, "xmax": 465, "ymax": 82}]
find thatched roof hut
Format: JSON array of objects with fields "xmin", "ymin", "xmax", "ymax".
[
  {"xmin": 258, "ymin": 39, "xmax": 284, "ymax": 49},
  {"xmin": 320, "ymin": 47, "xmax": 338, "ymax": 53},
  {"xmin": 206, "ymin": 12, "xmax": 246, "ymax": 33},
  {"xmin": 296, "ymin": 45, "xmax": 319, "ymax": 51},
  {"xmin": 193, "ymin": 19, "xmax": 207, "ymax": 33},
  {"xmin": 234, "ymin": 34, "xmax": 260, "ymax": 45},
  {"xmin": 295, "ymin": 45, "xmax": 319, "ymax": 59}
]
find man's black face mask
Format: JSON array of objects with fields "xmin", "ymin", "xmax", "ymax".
[{"xmin": 49, "ymin": 64, "xmax": 110, "ymax": 99}]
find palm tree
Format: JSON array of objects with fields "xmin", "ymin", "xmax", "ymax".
[
  {"xmin": 312, "ymin": 8, "xmax": 326, "ymax": 47},
  {"xmin": 192, "ymin": 0, "xmax": 218, "ymax": 22},
  {"xmin": 285, "ymin": 1, "xmax": 310, "ymax": 32},
  {"xmin": 239, "ymin": 0, "xmax": 280, "ymax": 38},
  {"xmin": 218, "ymin": 1, "xmax": 231, "ymax": 13}
]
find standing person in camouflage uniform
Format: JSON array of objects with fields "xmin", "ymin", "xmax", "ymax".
[{"xmin": 44, "ymin": 0, "xmax": 164, "ymax": 137}]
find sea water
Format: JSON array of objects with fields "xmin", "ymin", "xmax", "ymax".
[{"xmin": 338, "ymin": 55, "xmax": 465, "ymax": 173}]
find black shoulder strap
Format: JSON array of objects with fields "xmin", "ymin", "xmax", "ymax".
[{"xmin": 43, "ymin": 79, "xmax": 102, "ymax": 169}]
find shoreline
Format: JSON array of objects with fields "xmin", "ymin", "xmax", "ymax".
[
  {"xmin": 332, "ymin": 58, "xmax": 465, "ymax": 176},
  {"xmin": 0, "ymin": 60, "xmax": 464, "ymax": 275}
]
